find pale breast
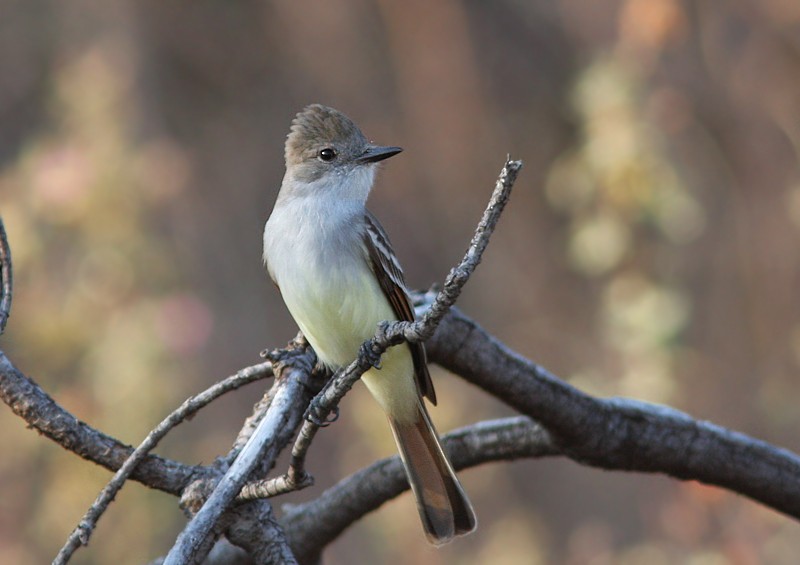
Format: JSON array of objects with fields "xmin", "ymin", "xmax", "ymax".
[
  {"xmin": 282, "ymin": 257, "xmax": 396, "ymax": 368},
  {"xmin": 264, "ymin": 195, "xmax": 419, "ymax": 422},
  {"xmin": 264, "ymin": 197, "xmax": 397, "ymax": 368}
]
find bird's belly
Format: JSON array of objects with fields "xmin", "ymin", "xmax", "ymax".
[
  {"xmin": 281, "ymin": 261, "xmax": 393, "ymax": 368},
  {"xmin": 280, "ymin": 258, "xmax": 418, "ymax": 422}
]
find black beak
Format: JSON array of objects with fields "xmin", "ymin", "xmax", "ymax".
[{"xmin": 357, "ymin": 145, "xmax": 403, "ymax": 164}]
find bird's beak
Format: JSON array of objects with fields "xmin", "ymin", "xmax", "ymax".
[{"xmin": 357, "ymin": 145, "xmax": 403, "ymax": 164}]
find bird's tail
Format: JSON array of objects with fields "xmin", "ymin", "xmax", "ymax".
[{"xmin": 388, "ymin": 401, "xmax": 477, "ymax": 546}]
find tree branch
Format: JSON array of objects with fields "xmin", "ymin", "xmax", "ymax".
[
  {"xmin": 282, "ymin": 416, "xmax": 555, "ymax": 564},
  {"xmin": 0, "ymin": 217, "xmax": 12, "ymax": 335},
  {"xmin": 424, "ymin": 304, "xmax": 800, "ymax": 520},
  {"xmin": 0, "ymin": 351, "xmax": 198, "ymax": 494},
  {"xmin": 53, "ymin": 361, "xmax": 275, "ymax": 565},
  {"xmin": 164, "ymin": 350, "xmax": 317, "ymax": 564},
  {"xmin": 264, "ymin": 303, "xmax": 800, "ymax": 562}
]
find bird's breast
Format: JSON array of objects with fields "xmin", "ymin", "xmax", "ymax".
[{"xmin": 264, "ymin": 200, "xmax": 395, "ymax": 368}]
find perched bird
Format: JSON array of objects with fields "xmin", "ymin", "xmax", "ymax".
[{"xmin": 263, "ymin": 104, "xmax": 476, "ymax": 545}]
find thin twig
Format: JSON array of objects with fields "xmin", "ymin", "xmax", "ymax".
[
  {"xmin": 272, "ymin": 158, "xmax": 522, "ymax": 502},
  {"xmin": 0, "ymin": 217, "xmax": 12, "ymax": 335},
  {"xmin": 53, "ymin": 361, "xmax": 274, "ymax": 565},
  {"xmin": 235, "ymin": 414, "xmax": 319, "ymax": 502},
  {"xmin": 227, "ymin": 343, "xmax": 323, "ymax": 503},
  {"xmin": 407, "ymin": 156, "xmax": 522, "ymax": 341},
  {"xmin": 237, "ymin": 471, "xmax": 315, "ymax": 501}
]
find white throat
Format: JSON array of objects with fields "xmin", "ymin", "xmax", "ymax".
[{"xmin": 280, "ymin": 163, "xmax": 377, "ymax": 205}]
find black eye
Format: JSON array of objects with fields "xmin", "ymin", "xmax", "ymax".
[{"xmin": 318, "ymin": 148, "xmax": 337, "ymax": 162}]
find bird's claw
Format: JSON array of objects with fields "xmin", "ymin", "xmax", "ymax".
[
  {"xmin": 305, "ymin": 400, "xmax": 339, "ymax": 427},
  {"xmin": 359, "ymin": 342, "xmax": 383, "ymax": 370}
]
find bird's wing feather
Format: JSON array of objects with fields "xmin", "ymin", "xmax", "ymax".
[{"xmin": 363, "ymin": 211, "xmax": 436, "ymax": 404}]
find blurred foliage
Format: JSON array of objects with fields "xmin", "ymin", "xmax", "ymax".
[{"xmin": 1, "ymin": 0, "xmax": 800, "ymax": 563}]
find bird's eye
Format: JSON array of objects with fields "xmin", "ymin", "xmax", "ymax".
[{"xmin": 318, "ymin": 148, "xmax": 337, "ymax": 162}]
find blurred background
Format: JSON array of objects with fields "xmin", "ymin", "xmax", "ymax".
[{"xmin": 1, "ymin": 0, "xmax": 799, "ymax": 563}]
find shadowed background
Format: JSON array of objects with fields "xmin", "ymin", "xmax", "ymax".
[{"xmin": 1, "ymin": 1, "xmax": 799, "ymax": 563}]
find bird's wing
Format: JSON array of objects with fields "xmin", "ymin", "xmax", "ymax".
[{"xmin": 363, "ymin": 211, "xmax": 436, "ymax": 404}]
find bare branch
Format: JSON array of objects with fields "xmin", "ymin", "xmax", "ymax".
[
  {"xmin": 223, "ymin": 501, "xmax": 299, "ymax": 564},
  {"xmin": 237, "ymin": 472, "xmax": 314, "ymax": 502},
  {"xmin": 266, "ymin": 305, "xmax": 800, "ymax": 561},
  {"xmin": 282, "ymin": 417, "xmax": 555, "ymax": 564},
  {"xmin": 404, "ymin": 156, "xmax": 522, "ymax": 342},
  {"xmin": 229, "ymin": 334, "xmax": 316, "ymax": 456},
  {"xmin": 0, "ymin": 351, "xmax": 197, "ymax": 493},
  {"xmin": 53, "ymin": 361, "xmax": 274, "ymax": 564},
  {"xmin": 424, "ymin": 304, "xmax": 800, "ymax": 520},
  {"xmin": 163, "ymin": 351, "xmax": 316, "ymax": 565},
  {"xmin": 0, "ymin": 217, "xmax": 11, "ymax": 335},
  {"xmin": 217, "ymin": 298, "xmax": 800, "ymax": 561}
]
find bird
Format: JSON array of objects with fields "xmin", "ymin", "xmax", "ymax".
[{"xmin": 262, "ymin": 104, "xmax": 476, "ymax": 545}]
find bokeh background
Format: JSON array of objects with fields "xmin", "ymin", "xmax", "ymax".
[{"xmin": 1, "ymin": 1, "xmax": 800, "ymax": 563}]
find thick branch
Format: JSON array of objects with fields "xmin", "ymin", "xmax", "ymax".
[
  {"xmin": 224, "ymin": 501, "xmax": 299, "ymax": 564},
  {"xmin": 424, "ymin": 305, "xmax": 800, "ymax": 520},
  {"xmin": 164, "ymin": 353, "xmax": 316, "ymax": 564},
  {"xmin": 0, "ymin": 352, "xmax": 197, "ymax": 494},
  {"xmin": 265, "ymin": 303, "xmax": 800, "ymax": 562},
  {"xmin": 53, "ymin": 361, "xmax": 275, "ymax": 564}
]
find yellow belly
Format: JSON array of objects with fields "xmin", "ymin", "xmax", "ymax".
[{"xmin": 281, "ymin": 262, "xmax": 419, "ymax": 423}]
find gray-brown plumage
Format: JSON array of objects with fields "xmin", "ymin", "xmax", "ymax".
[{"xmin": 264, "ymin": 104, "xmax": 476, "ymax": 544}]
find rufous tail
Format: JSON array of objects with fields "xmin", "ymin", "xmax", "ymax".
[{"xmin": 388, "ymin": 402, "xmax": 477, "ymax": 546}]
